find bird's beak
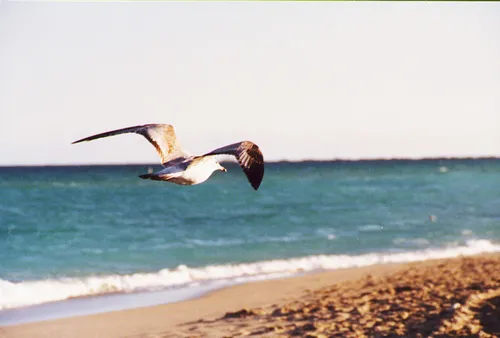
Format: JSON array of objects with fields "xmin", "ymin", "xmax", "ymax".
[{"xmin": 221, "ymin": 167, "xmax": 227, "ymax": 172}]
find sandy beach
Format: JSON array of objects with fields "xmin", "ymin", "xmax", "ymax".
[{"xmin": 2, "ymin": 253, "xmax": 500, "ymax": 338}]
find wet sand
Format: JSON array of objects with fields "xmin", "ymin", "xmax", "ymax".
[{"xmin": 3, "ymin": 253, "xmax": 500, "ymax": 338}]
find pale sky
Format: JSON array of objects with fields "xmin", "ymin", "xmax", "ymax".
[{"xmin": 1, "ymin": 2, "xmax": 499, "ymax": 165}]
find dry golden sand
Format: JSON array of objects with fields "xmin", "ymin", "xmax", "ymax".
[{"xmin": 2, "ymin": 254, "xmax": 500, "ymax": 338}]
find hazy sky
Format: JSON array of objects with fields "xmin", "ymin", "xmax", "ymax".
[{"xmin": 1, "ymin": 2, "xmax": 499, "ymax": 165}]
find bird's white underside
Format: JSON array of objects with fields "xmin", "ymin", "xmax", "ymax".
[{"xmin": 154, "ymin": 156, "xmax": 223, "ymax": 185}]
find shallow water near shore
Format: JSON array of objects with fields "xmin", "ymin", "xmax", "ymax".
[{"xmin": 1, "ymin": 159, "xmax": 500, "ymax": 324}]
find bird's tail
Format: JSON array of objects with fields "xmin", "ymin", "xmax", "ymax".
[{"xmin": 139, "ymin": 174, "xmax": 152, "ymax": 179}]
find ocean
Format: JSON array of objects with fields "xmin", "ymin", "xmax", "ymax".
[{"xmin": 1, "ymin": 159, "xmax": 500, "ymax": 325}]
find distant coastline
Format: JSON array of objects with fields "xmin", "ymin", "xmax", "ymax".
[
  {"xmin": 1, "ymin": 156, "xmax": 499, "ymax": 168},
  {"xmin": 271, "ymin": 156, "xmax": 500, "ymax": 164}
]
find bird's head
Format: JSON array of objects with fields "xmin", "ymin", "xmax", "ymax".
[{"xmin": 210, "ymin": 157, "xmax": 226, "ymax": 172}]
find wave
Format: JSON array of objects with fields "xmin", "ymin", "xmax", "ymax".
[
  {"xmin": 184, "ymin": 234, "xmax": 306, "ymax": 247},
  {"xmin": 1, "ymin": 239, "xmax": 499, "ymax": 310},
  {"xmin": 392, "ymin": 237, "xmax": 431, "ymax": 247},
  {"xmin": 358, "ymin": 224, "xmax": 383, "ymax": 232},
  {"xmin": 182, "ymin": 231, "xmax": 336, "ymax": 248}
]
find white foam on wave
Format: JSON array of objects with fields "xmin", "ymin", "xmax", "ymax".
[
  {"xmin": 1, "ymin": 239, "xmax": 499, "ymax": 310},
  {"xmin": 183, "ymin": 234, "xmax": 305, "ymax": 248},
  {"xmin": 393, "ymin": 237, "xmax": 431, "ymax": 247},
  {"xmin": 359, "ymin": 224, "xmax": 383, "ymax": 232}
]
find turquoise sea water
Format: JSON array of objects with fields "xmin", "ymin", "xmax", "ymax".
[{"xmin": 1, "ymin": 159, "xmax": 500, "ymax": 323}]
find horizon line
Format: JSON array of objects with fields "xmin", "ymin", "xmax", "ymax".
[{"xmin": 1, "ymin": 155, "xmax": 499, "ymax": 168}]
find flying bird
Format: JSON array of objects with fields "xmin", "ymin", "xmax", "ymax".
[{"xmin": 72, "ymin": 124, "xmax": 264, "ymax": 190}]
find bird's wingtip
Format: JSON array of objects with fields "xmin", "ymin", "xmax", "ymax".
[
  {"xmin": 251, "ymin": 182, "xmax": 261, "ymax": 190},
  {"xmin": 71, "ymin": 138, "xmax": 86, "ymax": 145}
]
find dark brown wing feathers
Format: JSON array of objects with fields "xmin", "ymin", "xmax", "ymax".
[{"xmin": 204, "ymin": 141, "xmax": 264, "ymax": 190}]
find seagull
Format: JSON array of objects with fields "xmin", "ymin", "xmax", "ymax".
[{"xmin": 72, "ymin": 124, "xmax": 264, "ymax": 190}]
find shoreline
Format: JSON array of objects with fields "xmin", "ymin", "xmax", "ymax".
[
  {"xmin": 0, "ymin": 283, "xmax": 221, "ymax": 326},
  {"xmin": 0, "ymin": 272, "xmax": 300, "ymax": 327},
  {"xmin": 3, "ymin": 238, "xmax": 499, "ymax": 321},
  {"xmin": 4, "ymin": 253, "xmax": 500, "ymax": 338},
  {"xmin": 2, "ymin": 262, "xmax": 405, "ymax": 338}
]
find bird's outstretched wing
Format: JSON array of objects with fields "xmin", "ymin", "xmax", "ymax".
[
  {"xmin": 203, "ymin": 141, "xmax": 264, "ymax": 190},
  {"xmin": 72, "ymin": 124, "xmax": 189, "ymax": 165}
]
